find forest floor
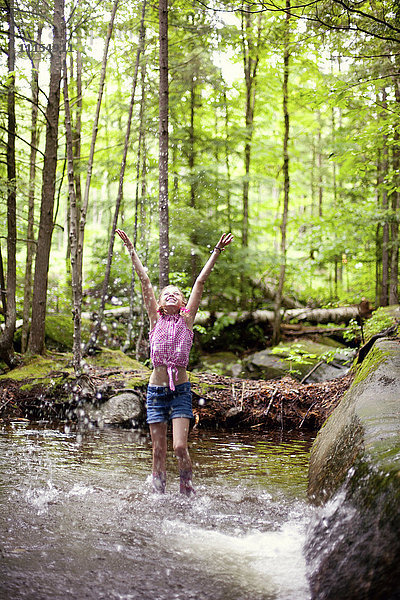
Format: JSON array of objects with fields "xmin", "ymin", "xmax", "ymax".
[{"xmin": 0, "ymin": 355, "xmax": 353, "ymax": 432}]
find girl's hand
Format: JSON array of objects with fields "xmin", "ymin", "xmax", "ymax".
[
  {"xmin": 116, "ymin": 229, "xmax": 134, "ymax": 253},
  {"xmin": 215, "ymin": 233, "xmax": 234, "ymax": 252}
]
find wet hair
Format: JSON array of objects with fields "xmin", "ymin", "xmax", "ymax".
[{"xmin": 157, "ymin": 285, "xmax": 189, "ymax": 316}]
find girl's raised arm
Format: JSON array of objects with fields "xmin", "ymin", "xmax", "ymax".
[
  {"xmin": 185, "ymin": 233, "xmax": 233, "ymax": 327},
  {"xmin": 116, "ymin": 229, "xmax": 158, "ymax": 327}
]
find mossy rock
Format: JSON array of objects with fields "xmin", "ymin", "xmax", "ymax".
[
  {"xmin": 364, "ymin": 305, "xmax": 400, "ymax": 342},
  {"xmin": 85, "ymin": 348, "xmax": 151, "ymax": 387},
  {"xmin": 246, "ymin": 338, "xmax": 353, "ymax": 380},
  {"xmin": 0, "ymin": 353, "xmax": 74, "ymax": 391},
  {"xmin": 44, "ymin": 314, "xmax": 92, "ymax": 351},
  {"xmin": 306, "ymin": 338, "xmax": 400, "ymax": 600},
  {"xmin": 85, "ymin": 348, "xmax": 147, "ymax": 370}
]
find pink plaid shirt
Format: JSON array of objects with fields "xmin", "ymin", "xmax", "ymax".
[{"xmin": 149, "ymin": 314, "xmax": 194, "ymax": 390}]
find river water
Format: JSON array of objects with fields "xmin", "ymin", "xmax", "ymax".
[{"xmin": 0, "ymin": 422, "xmax": 315, "ymax": 600}]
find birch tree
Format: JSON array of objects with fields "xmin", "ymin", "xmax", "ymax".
[{"xmin": 159, "ymin": 0, "xmax": 169, "ymax": 289}]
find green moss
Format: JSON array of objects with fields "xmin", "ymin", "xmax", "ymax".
[
  {"xmin": 45, "ymin": 314, "xmax": 92, "ymax": 351},
  {"xmin": 85, "ymin": 348, "xmax": 148, "ymax": 371},
  {"xmin": 0, "ymin": 354, "xmax": 73, "ymax": 382},
  {"xmin": 353, "ymin": 344, "xmax": 392, "ymax": 388},
  {"xmin": 123, "ymin": 373, "xmax": 151, "ymax": 387},
  {"xmin": 364, "ymin": 307, "xmax": 398, "ymax": 342}
]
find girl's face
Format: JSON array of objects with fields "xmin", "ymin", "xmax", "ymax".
[{"xmin": 159, "ymin": 286, "xmax": 185, "ymax": 313}]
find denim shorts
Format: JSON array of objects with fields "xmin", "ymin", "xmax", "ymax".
[{"xmin": 146, "ymin": 382, "xmax": 193, "ymax": 424}]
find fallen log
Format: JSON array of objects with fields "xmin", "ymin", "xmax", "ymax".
[
  {"xmin": 194, "ymin": 305, "xmax": 361, "ymax": 326},
  {"xmin": 286, "ymin": 305, "xmax": 361, "ymax": 324},
  {"xmin": 80, "ymin": 298, "xmax": 367, "ymax": 328}
]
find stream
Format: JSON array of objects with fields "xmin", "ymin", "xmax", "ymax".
[{"xmin": 0, "ymin": 422, "xmax": 315, "ymax": 600}]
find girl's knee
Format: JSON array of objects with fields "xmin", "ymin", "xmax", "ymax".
[{"xmin": 173, "ymin": 441, "xmax": 188, "ymax": 458}]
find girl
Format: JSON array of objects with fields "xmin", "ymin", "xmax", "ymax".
[{"xmin": 116, "ymin": 229, "xmax": 233, "ymax": 496}]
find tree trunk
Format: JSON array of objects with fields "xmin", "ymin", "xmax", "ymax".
[
  {"xmin": 0, "ymin": 0, "xmax": 17, "ymax": 366},
  {"xmin": 311, "ymin": 135, "xmax": 316, "ymax": 217},
  {"xmin": 272, "ymin": 1, "xmax": 290, "ymax": 346},
  {"xmin": 28, "ymin": 0, "xmax": 64, "ymax": 355},
  {"xmin": 86, "ymin": 0, "xmax": 147, "ymax": 352},
  {"xmin": 21, "ymin": 25, "xmax": 43, "ymax": 354},
  {"xmin": 159, "ymin": 0, "xmax": 169, "ymax": 289},
  {"xmin": 375, "ymin": 143, "xmax": 382, "ymax": 306},
  {"xmin": 125, "ymin": 55, "xmax": 148, "ymax": 352},
  {"xmin": 240, "ymin": 9, "xmax": 261, "ymax": 306},
  {"xmin": 62, "ymin": 13, "xmax": 84, "ymax": 374},
  {"xmin": 0, "ymin": 244, "xmax": 6, "ymax": 318},
  {"xmin": 317, "ymin": 111, "xmax": 323, "ymax": 217},
  {"xmin": 389, "ymin": 81, "xmax": 400, "ymax": 304},
  {"xmin": 64, "ymin": 0, "xmax": 117, "ymax": 365},
  {"xmin": 136, "ymin": 115, "xmax": 150, "ymax": 360},
  {"xmin": 222, "ymin": 84, "xmax": 232, "ymax": 232},
  {"xmin": 189, "ymin": 71, "xmax": 199, "ymax": 284},
  {"xmin": 73, "ymin": 42, "xmax": 82, "ymax": 219},
  {"xmin": 241, "ymin": 10, "xmax": 261, "ymax": 249},
  {"xmin": 380, "ymin": 88, "xmax": 389, "ymax": 306},
  {"xmin": 80, "ymin": 0, "xmax": 118, "ymax": 247}
]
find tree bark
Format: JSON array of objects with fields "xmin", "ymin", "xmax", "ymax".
[
  {"xmin": 0, "ymin": 245, "xmax": 6, "ymax": 318},
  {"xmin": 0, "ymin": 0, "xmax": 17, "ymax": 366},
  {"xmin": 241, "ymin": 10, "xmax": 261, "ymax": 249},
  {"xmin": 189, "ymin": 70, "xmax": 199, "ymax": 284},
  {"xmin": 21, "ymin": 26, "xmax": 43, "ymax": 354},
  {"xmin": 28, "ymin": 0, "xmax": 64, "ymax": 355},
  {"xmin": 62, "ymin": 14, "xmax": 83, "ymax": 374},
  {"xmin": 222, "ymin": 84, "xmax": 232, "ymax": 232},
  {"xmin": 125, "ymin": 55, "xmax": 148, "ymax": 353},
  {"xmin": 389, "ymin": 80, "xmax": 400, "ymax": 304},
  {"xmin": 159, "ymin": 0, "xmax": 169, "ymax": 289},
  {"xmin": 375, "ymin": 142, "xmax": 382, "ymax": 306},
  {"xmin": 317, "ymin": 111, "xmax": 323, "ymax": 217},
  {"xmin": 80, "ymin": 0, "xmax": 118, "ymax": 250},
  {"xmin": 73, "ymin": 42, "xmax": 82, "ymax": 221},
  {"xmin": 380, "ymin": 88, "xmax": 389, "ymax": 306},
  {"xmin": 272, "ymin": 1, "xmax": 290, "ymax": 346}
]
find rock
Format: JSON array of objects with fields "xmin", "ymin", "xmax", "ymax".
[
  {"xmin": 194, "ymin": 351, "xmax": 244, "ymax": 378},
  {"xmin": 44, "ymin": 314, "xmax": 92, "ymax": 351},
  {"xmin": 245, "ymin": 339, "xmax": 354, "ymax": 382},
  {"xmin": 82, "ymin": 391, "xmax": 145, "ymax": 427},
  {"xmin": 245, "ymin": 349, "xmax": 292, "ymax": 379},
  {"xmin": 305, "ymin": 338, "xmax": 400, "ymax": 600}
]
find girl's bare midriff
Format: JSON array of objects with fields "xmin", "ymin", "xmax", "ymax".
[{"xmin": 149, "ymin": 366, "xmax": 188, "ymax": 387}]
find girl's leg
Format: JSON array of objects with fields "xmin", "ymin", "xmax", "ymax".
[
  {"xmin": 172, "ymin": 418, "xmax": 195, "ymax": 496},
  {"xmin": 149, "ymin": 422, "xmax": 168, "ymax": 492}
]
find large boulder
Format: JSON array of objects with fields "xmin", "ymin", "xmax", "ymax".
[
  {"xmin": 306, "ymin": 338, "xmax": 400, "ymax": 600},
  {"xmin": 245, "ymin": 339, "xmax": 353, "ymax": 382},
  {"xmin": 82, "ymin": 391, "xmax": 145, "ymax": 427}
]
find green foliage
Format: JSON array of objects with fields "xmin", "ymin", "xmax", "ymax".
[
  {"xmin": 364, "ymin": 309, "xmax": 398, "ymax": 342},
  {"xmin": 271, "ymin": 343, "xmax": 317, "ymax": 377},
  {"xmin": 343, "ymin": 319, "xmax": 362, "ymax": 343}
]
